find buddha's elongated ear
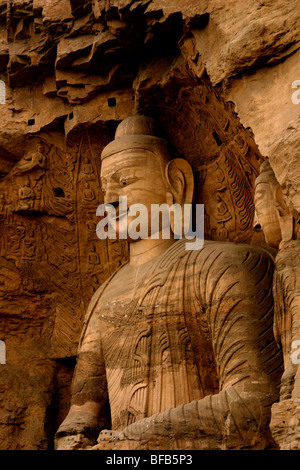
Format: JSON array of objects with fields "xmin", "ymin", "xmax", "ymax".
[
  {"xmin": 274, "ymin": 186, "xmax": 294, "ymax": 242},
  {"xmin": 165, "ymin": 158, "xmax": 194, "ymax": 205}
]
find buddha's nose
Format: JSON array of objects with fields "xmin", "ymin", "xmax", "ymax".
[
  {"xmin": 253, "ymin": 210, "xmax": 261, "ymax": 229},
  {"xmin": 104, "ymin": 183, "xmax": 119, "ymax": 204}
]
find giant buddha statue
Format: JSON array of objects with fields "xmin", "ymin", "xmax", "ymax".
[{"xmin": 55, "ymin": 115, "xmax": 282, "ymax": 450}]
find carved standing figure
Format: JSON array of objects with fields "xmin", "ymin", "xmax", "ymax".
[
  {"xmin": 254, "ymin": 160, "xmax": 300, "ymax": 449},
  {"xmin": 55, "ymin": 116, "xmax": 282, "ymax": 450}
]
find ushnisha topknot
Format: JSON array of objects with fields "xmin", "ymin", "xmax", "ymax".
[
  {"xmin": 259, "ymin": 160, "xmax": 273, "ymax": 174},
  {"xmin": 101, "ymin": 114, "xmax": 171, "ymax": 163},
  {"xmin": 115, "ymin": 114, "xmax": 158, "ymax": 139}
]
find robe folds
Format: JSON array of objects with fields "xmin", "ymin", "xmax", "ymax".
[{"xmin": 59, "ymin": 239, "xmax": 283, "ymax": 449}]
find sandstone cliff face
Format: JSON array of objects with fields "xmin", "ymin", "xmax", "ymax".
[{"xmin": 0, "ymin": 0, "xmax": 298, "ymax": 449}]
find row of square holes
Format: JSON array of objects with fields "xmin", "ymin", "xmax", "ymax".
[
  {"xmin": 27, "ymin": 101, "xmax": 223, "ymax": 150},
  {"xmin": 28, "ymin": 98, "xmax": 117, "ymax": 126}
]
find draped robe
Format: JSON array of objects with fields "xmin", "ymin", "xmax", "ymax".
[{"xmin": 57, "ymin": 240, "xmax": 283, "ymax": 449}]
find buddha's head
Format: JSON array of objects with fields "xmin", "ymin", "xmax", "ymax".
[
  {"xmin": 254, "ymin": 160, "xmax": 292, "ymax": 248},
  {"xmin": 100, "ymin": 115, "xmax": 194, "ymax": 242}
]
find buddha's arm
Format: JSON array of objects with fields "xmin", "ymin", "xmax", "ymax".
[
  {"xmin": 107, "ymin": 248, "xmax": 282, "ymax": 449},
  {"xmin": 55, "ymin": 309, "xmax": 110, "ymax": 450}
]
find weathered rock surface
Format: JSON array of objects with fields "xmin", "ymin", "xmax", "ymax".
[{"xmin": 0, "ymin": 0, "xmax": 298, "ymax": 450}]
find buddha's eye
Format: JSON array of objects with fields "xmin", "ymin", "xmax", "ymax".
[
  {"xmin": 120, "ymin": 178, "xmax": 127, "ymax": 187},
  {"xmin": 254, "ymin": 192, "xmax": 264, "ymax": 203}
]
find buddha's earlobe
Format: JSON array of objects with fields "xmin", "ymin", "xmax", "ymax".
[
  {"xmin": 166, "ymin": 191, "xmax": 174, "ymax": 205},
  {"xmin": 166, "ymin": 191, "xmax": 177, "ymax": 234}
]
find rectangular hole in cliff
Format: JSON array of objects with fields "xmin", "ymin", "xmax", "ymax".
[
  {"xmin": 28, "ymin": 119, "xmax": 35, "ymax": 126},
  {"xmin": 108, "ymin": 97, "xmax": 116, "ymax": 107},
  {"xmin": 69, "ymin": 112, "xmax": 74, "ymax": 120},
  {"xmin": 212, "ymin": 131, "xmax": 222, "ymax": 146}
]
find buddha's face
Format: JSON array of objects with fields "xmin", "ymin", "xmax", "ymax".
[
  {"xmin": 254, "ymin": 179, "xmax": 282, "ymax": 248},
  {"xmin": 100, "ymin": 149, "xmax": 168, "ymax": 241}
]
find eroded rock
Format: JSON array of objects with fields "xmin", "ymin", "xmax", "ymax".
[{"xmin": 0, "ymin": 0, "xmax": 299, "ymax": 450}]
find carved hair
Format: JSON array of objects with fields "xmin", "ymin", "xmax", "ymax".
[
  {"xmin": 101, "ymin": 115, "xmax": 172, "ymax": 166},
  {"xmin": 101, "ymin": 114, "xmax": 177, "ymax": 191}
]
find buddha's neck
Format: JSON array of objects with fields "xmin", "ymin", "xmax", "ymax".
[{"xmin": 129, "ymin": 235, "xmax": 176, "ymax": 267}]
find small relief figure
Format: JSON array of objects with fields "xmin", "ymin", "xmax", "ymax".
[
  {"xmin": 22, "ymin": 228, "xmax": 36, "ymax": 261},
  {"xmin": 216, "ymin": 193, "xmax": 232, "ymax": 223},
  {"xmin": 18, "ymin": 178, "xmax": 35, "ymax": 211},
  {"xmin": 8, "ymin": 225, "xmax": 25, "ymax": 256},
  {"xmin": 34, "ymin": 180, "xmax": 43, "ymax": 212},
  {"xmin": 83, "ymin": 182, "xmax": 95, "ymax": 202},
  {"xmin": 86, "ymin": 213, "xmax": 97, "ymax": 233},
  {"xmin": 3, "ymin": 196, "xmax": 14, "ymax": 224},
  {"xmin": 82, "ymin": 157, "xmax": 95, "ymax": 180},
  {"xmin": 5, "ymin": 196, "xmax": 14, "ymax": 213},
  {"xmin": 107, "ymin": 238, "xmax": 127, "ymax": 270},
  {"xmin": 0, "ymin": 194, "xmax": 5, "ymax": 212},
  {"xmin": 91, "ymin": 273, "xmax": 100, "ymax": 293},
  {"xmin": 13, "ymin": 143, "xmax": 47, "ymax": 176},
  {"xmin": 215, "ymin": 163, "xmax": 226, "ymax": 191},
  {"xmin": 87, "ymin": 244, "xmax": 102, "ymax": 271}
]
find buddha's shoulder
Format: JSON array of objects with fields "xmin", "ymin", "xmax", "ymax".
[{"xmin": 169, "ymin": 239, "xmax": 274, "ymax": 269}]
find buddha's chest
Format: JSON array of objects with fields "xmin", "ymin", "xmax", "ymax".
[{"xmin": 97, "ymin": 273, "xmax": 206, "ymax": 430}]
